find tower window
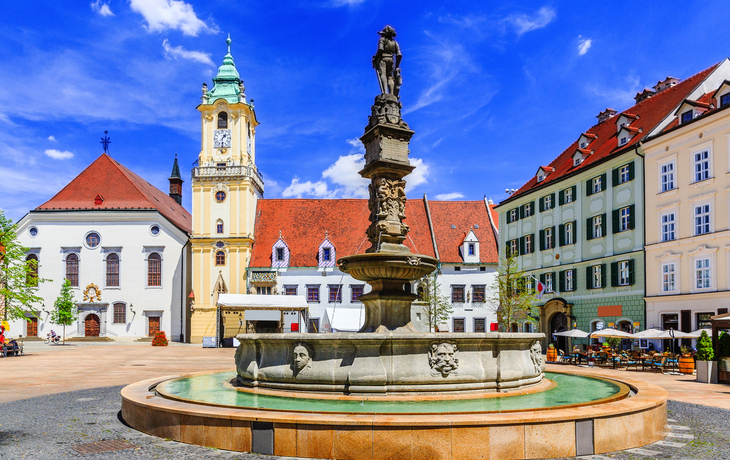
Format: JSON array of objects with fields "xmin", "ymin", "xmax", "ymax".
[
  {"xmin": 215, "ymin": 251, "xmax": 226, "ymax": 266},
  {"xmin": 148, "ymin": 253, "xmax": 162, "ymax": 286},
  {"xmin": 106, "ymin": 253, "xmax": 119, "ymax": 287},
  {"xmin": 215, "ymin": 191, "xmax": 226, "ymax": 202},
  {"xmin": 217, "ymin": 111, "xmax": 228, "ymax": 129},
  {"xmin": 66, "ymin": 253, "xmax": 79, "ymax": 287},
  {"xmin": 85, "ymin": 232, "xmax": 100, "ymax": 248},
  {"xmin": 216, "ymin": 220, "xmax": 224, "ymax": 234}
]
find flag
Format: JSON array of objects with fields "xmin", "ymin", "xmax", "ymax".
[{"xmin": 536, "ymin": 280, "xmax": 546, "ymax": 300}]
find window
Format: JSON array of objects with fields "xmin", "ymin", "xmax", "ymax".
[
  {"xmin": 565, "ymin": 269, "xmax": 574, "ymax": 291},
  {"xmin": 29, "ymin": 226, "xmax": 38, "ymax": 237},
  {"xmin": 694, "ymin": 150, "xmax": 710, "ymax": 182},
  {"xmin": 147, "ymin": 253, "xmax": 161, "ymax": 286},
  {"xmin": 276, "ymin": 247, "xmax": 285, "ymax": 261},
  {"xmin": 618, "ymin": 261, "xmax": 630, "ymax": 286},
  {"xmin": 216, "ymin": 220, "xmax": 224, "ymax": 234},
  {"xmin": 307, "ymin": 286, "xmax": 320, "ymax": 302},
  {"xmin": 474, "ymin": 318, "xmax": 486, "ymax": 333},
  {"xmin": 681, "ymin": 110, "xmax": 693, "ymax": 124},
  {"xmin": 509, "ymin": 208, "xmax": 518, "ymax": 223},
  {"xmin": 453, "ymin": 318, "xmax": 465, "ymax": 333},
  {"xmin": 592, "ymin": 265, "xmax": 602, "ymax": 289},
  {"xmin": 542, "ymin": 194, "xmax": 553, "ymax": 211},
  {"xmin": 215, "ymin": 191, "xmax": 226, "ymax": 202},
  {"xmin": 524, "ymin": 234, "xmax": 533, "ymax": 254},
  {"xmin": 544, "ymin": 272, "xmax": 554, "ymax": 293},
  {"xmin": 662, "ymin": 264, "xmax": 676, "ymax": 292},
  {"xmin": 524, "ymin": 277, "xmax": 534, "ymax": 293},
  {"xmin": 660, "ymin": 162, "xmax": 675, "ymax": 192},
  {"xmin": 451, "ymin": 286, "xmax": 465, "ymax": 303},
  {"xmin": 592, "ymin": 176, "xmax": 603, "ymax": 194},
  {"xmin": 695, "ymin": 258, "xmax": 711, "ymax": 289},
  {"xmin": 523, "ymin": 202, "xmax": 533, "ymax": 217},
  {"xmin": 217, "ymin": 111, "xmax": 228, "ymax": 129},
  {"xmin": 694, "ymin": 204, "xmax": 710, "ymax": 235},
  {"xmin": 25, "ymin": 254, "xmax": 39, "ymax": 287},
  {"xmin": 308, "ymin": 318, "xmax": 320, "ymax": 333},
  {"xmin": 215, "ymin": 251, "xmax": 225, "ymax": 266},
  {"xmin": 508, "ymin": 239, "xmax": 518, "ymax": 257},
  {"xmin": 328, "ymin": 285, "xmax": 342, "ymax": 303},
  {"xmin": 661, "ymin": 213, "xmax": 676, "ymax": 242},
  {"xmin": 351, "ymin": 285, "xmax": 364, "ymax": 302},
  {"xmin": 619, "ymin": 136, "xmax": 628, "ymax": 146},
  {"xmin": 113, "ymin": 303, "xmax": 126, "ymax": 324},
  {"xmin": 619, "ymin": 165, "xmax": 630, "ymax": 184},
  {"xmin": 284, "ymin": 285, "xmax": 298, "ymax": 296},
  {"xmin": 215, "ymin": 241, "xmax": 225, "ymax": 248},
  {"xmin": 619, "ymin": 207, "xmax": 631, "ymax": 232},
  {"xmin": 697, "ymin": 312, "xmax": 714, "ymax": 329},
  {"xmin": 323, "ymin": 247, "xmax": 331, "ymax": 261},
  {"xmin": 468, "ymin": 243, "xmax": 475, "ymax": 256},
  {"xmin": 593, "ymin": 215, "xmax": 603, "ymax": 238},
  {"xmin": 257, "ymin": 286, "xmax": 272, "ymax": 295},
  {"xmin": 472, "ymin": 285, "xmax": 485, "ymax": 303},
  {"xmin": 544, "ymin": 227, "xmax": 553, "ymax": 250},
  {"xmin": 66, "ymin": 253, "xmax": 79, "ymax": 287},
  {"xmin": 721, "ymin": 93, "xmax": 730, "ymax": 107},
  {"xmin": 106, "ymin": 253, "xmax": 119, "ymax": 287},
  {"xmin": 563, "ymin": 187, "xmax": 574, "ymax": 204},
  {"xmin": 564, "ymin": 221, "xmax": 574, "ymax": 245},
  {"xmin": 150, "ymin": 225, "xmax": 160, "ymax": 235},
  {"xmin": 86, "ymin": 232, "xmax": 100, "ymax": 248}
]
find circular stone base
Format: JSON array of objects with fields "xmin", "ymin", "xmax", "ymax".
[{"xmin": 121, "ymin": 369, "xmax": 668, "ymax": 459}]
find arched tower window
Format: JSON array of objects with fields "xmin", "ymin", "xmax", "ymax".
[
  {"xmin": 25, "ymin": 254, "xmax": 39, "ymax": 287},
  {"xmin": 148, "ymin": 253, "xmax": 161, "ymax": 287},
  {"xmin": 216, "ymin": 219, "xmax": 224, "ymax": 234},
  {"xmin": 217, "ymin": 111, "xmax": 228, "ymax": 129},
  {"xmin": 66, "ymin": 253, "xmax": 79, "ymax": 287},
  {"xmin": 106, "ymin": 253, "xmax": 120, "ymax": 287},
  {"xmin": 216, "ymin": 251, "xmax": 226, "ymax": 266}
]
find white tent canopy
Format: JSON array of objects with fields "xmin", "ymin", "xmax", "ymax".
[
  {"xmin": 553, "ymin": 329, "xmax": 589, "ymax": 338},
  {"xmin": 638, "ymin": 329, "xmax": 690, "ymax": 339},
  {"xmin": 632, "ymin": 328, "xmax": 663, "ymax": 338},
  {"xmin": 590, "ymin": 328, "xmax": 634, "ymax": 338},
  {"xmin": 324, "ymin": 307, "xmax": 364, "ymax": 332},
  {"xmin": 217, "ymin": 294, "xmax": 308, "ymax": 309},
  {"xmin": 686, "ymin": 329, "xmax": 713, "ymax": 338}
]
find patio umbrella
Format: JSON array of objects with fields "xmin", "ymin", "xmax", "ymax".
[
  {"xmin": 638, "ymin": 329, "xmax": 690, "ymax": 339},
  {"xmin": 686, "ymin": 329, "xmax": 712, "ymax": 338},
  {"xmin": 590, "ymin": 327, "xmax": 634, "ymax": 338},
  {"xmin": 553, "ymin": 329, "xmax": 589, "ymax": 338},
  {"xmin": 632, "ymin": 328, "xmax": 663, "ymax": 338}
]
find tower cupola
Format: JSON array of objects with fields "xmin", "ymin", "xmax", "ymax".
[
  {"xmin": 202, "ymin": 35, "xmax": 246, "ymax": 105},
  {"xmin": 168, "ymin": 154, "xmax": 183, "ymax": 205}
]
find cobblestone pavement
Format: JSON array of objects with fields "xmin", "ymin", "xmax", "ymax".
[{"xmin": 1, "ymin": 386, "xmax": 729, "ymax": 460}]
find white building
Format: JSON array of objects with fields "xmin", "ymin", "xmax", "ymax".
[{"xmin": 12, "ymin": 153, "xmax": 192, "ymax": 342}]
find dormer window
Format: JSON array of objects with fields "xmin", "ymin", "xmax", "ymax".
[
  {"xmin": 574, "ymin": 157, "xmax": 582, "ymax": 166},
  {"xmin": 573, "ymin": 148, "xmax": 590, "ymax": 167},
  {"xmin": 535, "ymin": 166, "xmax": 553, "ymax": 183},
  {"xmin": 537, "ymin": 174, "xmax": 545, "ymax": 182},
  {"xmin": 323, "ymin": 247, "xmax": 331, "ymax": 261},
  {"xmin": 276, "ymin": 248, "xmax": 284, "ymax": 261},
  {"xmin": 318, "ymin": 237, "xmax": 336, "ymax": 269},
  {"xmin": 271, "ymin": 236, "xmax": 290, "ymax": 269},
  {"xmin": 461, "ymin": 230, "xmax": 479, "ymax": 263},
  {"xmin": 468, "ymin": 243, "xmax": 475, "ymax": 256},
  {"xmin": 619, "ymin": 136, "xmax": 628, "ymax": 146},
  {"xmin": 681, "ymin": 110, "xmax": 693, "ymax": 124},
  {"xmin": 579, "ymin": 141, "xmax": 587, "ymax": 149},
  {"xmin": 722, "ymin": 93, "xmax": 730, "ymax": 107},
  {"xmin": 615, "ymin": 114, "xmax": 637, "ymax": 133}
]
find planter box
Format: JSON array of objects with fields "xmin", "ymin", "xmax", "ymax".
[{"xmin": 696, "ymin": 360, "xmax": 718, "ymax": 384}]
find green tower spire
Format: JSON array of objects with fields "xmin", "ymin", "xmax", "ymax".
[{"xmin": 204, "ymin": 35, "xmax": 246, "ymax": 105}]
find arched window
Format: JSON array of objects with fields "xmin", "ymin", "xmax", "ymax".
[
  {"xmin": 215, "ymin": 251, "xmax": 226, "ymax": 266},
  {"xmin": 113, "ymin": 302, "xmax": 126, "ymax": 324},
  {"xmin": 66, "ymin": 253, "xmax": 79, "ymax": 287},
  {"xmin": 511, "ymin": 323, "xmax": 519, "ymax": 333},
  {"xmin": 106, "ymin": 253, "xmax": 119, "ymax": 287},
  {"xmin": 148, "ymin": 253, "xmax": 161, "ymax": 287},
  {"xmin": 217, "ymin": 111, "xmax": 228, "ymax": 129},
  {"xmin": 25, "ymin": 254, "xmax": 39, "ymax": 287},
  {"xmin": 216, "ymin": 219, "xmax": 224, "ymax": 234}
]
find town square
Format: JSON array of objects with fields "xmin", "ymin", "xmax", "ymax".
[{"xmin": 2, "ymin": 1, "xmax": 730, "ymax": 459}]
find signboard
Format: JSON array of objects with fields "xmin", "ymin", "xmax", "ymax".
[{"xmin": 595, "ymin": 321, "xmax": 604, "ymax": 331}]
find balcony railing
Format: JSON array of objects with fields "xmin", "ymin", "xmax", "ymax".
[{"xmin": 192, "ymin": 165, "xmax": 264, "ymax": 186}]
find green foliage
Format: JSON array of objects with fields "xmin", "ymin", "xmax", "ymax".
[
  {"xmin": 680, "ymin": 345, "xmax": 691, "ymax": 355},
  {"xmin": 51, "ymin": 279, "xmax": 77, "ymax": 324},
  {"xmin": 152, "ymin": 331, "xmax": 168, "ymax": 346},
  {"xmin": 696, "ymin": 330, "xmax": 714, "ymax": 361},
  {"xmin": 0, "ymin": 211, "xmax": 50, "ymax": 320},
  {"xmin": 718, "ymin": 332, "xmax": 730, "ymax": 358},
  {"xmin": 487, "ymin": 255, "xmax": 538, "ymax": 331},
  {"xmin": 420, "ymin": 273, "xmax": 453, "ymax": 332},
  {"xmin": 606, "ymin": 337, "xmax": 621, "ymax": 349}
]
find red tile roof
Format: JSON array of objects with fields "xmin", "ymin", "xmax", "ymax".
[
  {"xmin": 499, "ymin": 63, "xmax": 719, "ymax": 207},
  {"xmin": 37, "ymin": 153, "xmax": 192, "ymax": 233},
  {"xmin": 657, "ymin": 91, "xmax": 726, "ymax": 135},
  {"xmin": 426, "ymin": 201, "xmax": 499, "ymax": 264}
]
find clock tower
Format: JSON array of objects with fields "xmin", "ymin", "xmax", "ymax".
[{"xmin": 190, "ymin": 37, "xmax": 264, "ymax": 343}]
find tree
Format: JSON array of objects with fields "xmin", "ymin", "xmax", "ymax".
[
  {"xmin": 488, "ymin": 254, "xmax": 538, "ymax": 332},
  {"xmin": 420, "ymin": 273, "xmax": 453, "ymax": 332},
  {"xmin": 50, "ymin": 278, "xmax": 77, "ymax": 344},
  {"xmin": 0, "ymin": 211, "xmax": 49, "ymax": 321},
  {"xmin": 696, "ymin": 330, "xmax": 714, "ymax": 361}
]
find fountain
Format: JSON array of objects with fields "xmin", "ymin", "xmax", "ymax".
[{"xmin": 121, "ymin": 27, "xmax": 668, "ymax": 459}]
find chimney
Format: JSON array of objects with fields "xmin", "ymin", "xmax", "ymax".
[
  {"xmin": 653, "ymin": 77, "xmax": 680, "ymax": 93},
  {"xmin": 168, "ymin": 154, "xmax": 183, "ymax": 205},
  {"xmin": 596, "ymin": 108, "xmax": 618, "ymax": 123},
  {"xmin": 634, "ymin": 89, "xmax": 656, "ymax": 104}
]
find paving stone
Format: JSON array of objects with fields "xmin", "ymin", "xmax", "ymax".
[
  {"xmin": 667, "ymin": 424, "xmax": 691, "ymax": 431},
  {"xmin": 666, "ymin": 432, "xmax": 694, "ymax": 439},
  {"xmin": 625, "ymin": 447, "xmax": 665, "ymax": 456},
  {"xmin": 653, "ymin": 440, "xmax": 687, "ymax": 448}
]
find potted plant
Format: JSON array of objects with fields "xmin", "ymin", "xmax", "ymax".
[
  {"xmin": 718, "ymin": 332, "xmax": 730, "ymax": 378},
  {"xmin": 678, "ymin": 345, "xmax": 694, "ymax": 375},
  {"xmin": 606, "ymin": 337, "xmax": 621, "ymax": 352},
  {"xmin": 696, "ymin": 330, "xmax": 716, "ymax": 383},
  {"xmin": 601, "ymin": 341, "xmax": 612, "ymax": 353}
]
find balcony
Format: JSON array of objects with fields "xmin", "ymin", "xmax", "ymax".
[{"xmin": 192, "ymin": 165, "xmax": 264, "ymax": 190}]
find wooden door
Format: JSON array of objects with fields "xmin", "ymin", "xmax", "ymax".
[
  {"xmin": 85, "ymin": 314, "xmax": 100, "ymax": 337},
  {"xmin": 27, "ymin": 317, "xmax": 38, "ymax": 337},
  {"xmin": 148, "ymin": 317, "xmax": 160, "ymax": 337}
]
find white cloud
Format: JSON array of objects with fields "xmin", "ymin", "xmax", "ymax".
[
  {"xmin": 329, "ymin": 0, "xmax": 366, "ymax": 6},
  {"xmin": 91, "ymin": 1, "xmax": 114, "ymax": 16},
  {"xmin": 405, "ymin": 158, "xmax": 428, "ymax": 191},
  {"xmin": 322, "ymin": 154, "xmax": 369, "ymax": 198},
  {"xmin": 504, "ymin": 7, "xmax": 556, "ymax": 37},
  {"xmin": 435, "ymin": 192, "xmax": 464, "ymax": 200},
  {"xmin": 282, "ymin": 177, "xmax": 334, "ymax": 199},
  {"xmin": 44, "ymin": 149, "xmax": 74, "ymax": 160},
  {"xmin": 346, "ymin": 137, "xmax": 364, "ymax": 152},
  {"xmin": 129, "ymin": 0, "xmax": 217, "ymax": 36},
  {"xmin": 578, "ymin": 36, "xmax": 592, "ymax": 55},
  {"xmin": 47, "ymin": 135, "xmax": 57, "ymax": 142},
  {"xmin": 162, "ymin": 39, "xmax": 214, "ymax": 66}
]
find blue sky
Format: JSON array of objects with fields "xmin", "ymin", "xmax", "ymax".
[{"xmin": 2, "ymin": 1, "xmax": 730, "ymax": 221}]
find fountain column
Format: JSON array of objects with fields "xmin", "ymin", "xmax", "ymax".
[{"xmin": 338, "ymin": 25, "xmax": 437, "ymax": 333}]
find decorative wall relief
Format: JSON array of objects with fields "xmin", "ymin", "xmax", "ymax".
[
  {"xmin": 428, "ymin": 342, "xmax": 459, "ymax": 377},
  {"xmin": 83, "ymin": 283, "xmax": 101, "ymax": 302},
  {"xmin": 530, "ymin": 341, "xmax": 544, "ymax": 374},
  {"xmin": 292, "ymin": 342, "xmax": 314, "ymax": 376}
]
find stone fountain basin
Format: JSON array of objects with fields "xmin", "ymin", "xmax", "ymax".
[
  {"xmin": 235, "ymin": 332, "xmax": 545, "ymax": 395},
  {"xmin": 337, "ymin": 252, "xmax": 438, "ymax": 283}
]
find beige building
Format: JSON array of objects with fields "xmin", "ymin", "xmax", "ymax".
[
  {"xmin": 643, "ymin": 61, "xmax": 730, "ymax": 344},
  {"xmin": 190, "ymin": 38, "xmax": 264, "ymax": 343}
]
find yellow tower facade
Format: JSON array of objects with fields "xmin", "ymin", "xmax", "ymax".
[{"xmin": 190, "ymin": 38, "xmax": 263, "ymax": 343}]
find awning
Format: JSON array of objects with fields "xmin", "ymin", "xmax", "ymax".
[
  {"xmin": 324, "ymin": 307, "xmax": 364, "ymax": 332},
  {"xmin": 217, "ymin": 294, "xmax": 308, "ymax": 310}
]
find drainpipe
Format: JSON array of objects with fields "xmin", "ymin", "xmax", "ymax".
[{"xmin": 180, "ymin": 238, "xmax": 189, "ymax": 343}]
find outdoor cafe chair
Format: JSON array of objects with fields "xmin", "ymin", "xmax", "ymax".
[{"xmin": 650, "ymin": 357, "xmax": 667, "ymax": 373}]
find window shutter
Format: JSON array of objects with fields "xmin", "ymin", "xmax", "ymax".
[
  {"xmin": 505, "ymin": 212, "xmax": 509, "ymax": 224},
  {"xmin": 539, "ymin": 273, "xmax": 546, "ymax": 285},
  {"xmin": 612, "ymin": 168, "xmax": 619, "ymax": 187},
  {"xmin": 551, "ymin": 227, "xmax": 556, "ymax": 248},
  {"xmin": 600, "ymin": 264, "xmax": 606, "ymax": 288},
  {"xmin": 559, "ymin": 270, "xmax": 565, "ymax": 292},
  {"xmin": 519, "ymin": 205, "xmax": 525, "ymax": 219},
  {"xmin": 628, "ymin": 259, "xmax": 635, "ymax": 285},
  {"xmin": 611, "ymin": 262, "xmax": 618, "ymax": 287},
  {"xmin": 586, "ymin": 217, "xmax": 593, "ymax": 240},
  {"xmin": 572, "ymin": 269, "xmax": 578, "ymax": 290},
  {"xmin": 612, "ymin": 209, "xmax": 620, "ymax": 234},
  {"xmin": 628, "ymin": 204, "xmax": 635, "ymax": 230},
  {"xmin": 600, "ymin": 173, "xmax": 607, "ymax": 191},
  {"xmin": 571, "ymin": 185, "xmax": 577, "ymax": 201},
  {"xmin": 601, "ymin": 213, "xmax": 607, "ymax": 236},
  {"xmin": 558, "ymin": 224, "xmax": 565, "ymax": 246},
  {"xmin": 586, "ymin": 179, "xmax": 593, "ymax": 196},
  {"xmin": 571, "ymin": 221, "xmax": 577, "ymax": 242},
  {"xmin": 519, "ymin": 236, "xmax": 525, "ymax": 255},
  {"xmin": 551, "ymin": 272, "xmax": 556, "ymax": 291},
  {"xmin": 539, "ymin": 229, "xmax": 545, "ymax": 251},
  {"xmin": 558, "ymin": 189, "xmax": 564, "ymax": 205},
  {"xmin": 539, "ymin": 198, "xmax": 544, "ymax": 212},
  {"xmin": 586, "ymin": 266, "xmax": 592, "ymax": 289},
  {"xmin": 551, "ymin": 193, "xmax": 555, "ymax": 208},
  {"xmin": 628, "ymin": 161, "xmax": 635, "ymax": 181},
  {"xmin": 529, "ymin": 234, "xmax": 535, "ymax": 253}
]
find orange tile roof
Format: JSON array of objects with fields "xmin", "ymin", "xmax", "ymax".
[
  {"xmin": 37, "ymin": 153, "xmax": 192, "ymax": 233},
  {"xmin": 499, "ymin": 63, "xmax": 719, "ymax": 206},
  {"xmin": 426, "ymin": 201, "xmax": 499, "ymax": 264}
]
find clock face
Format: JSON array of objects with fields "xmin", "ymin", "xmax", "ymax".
[{"xmin": 214, "ymin": 129, "xmax": 232, "ymax": 148}]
